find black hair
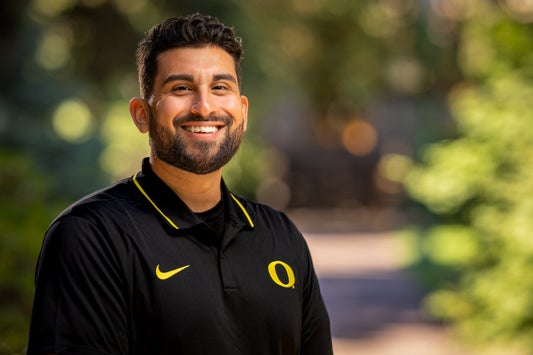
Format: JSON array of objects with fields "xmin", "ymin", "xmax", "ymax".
[{"xmin": 136, "ymin": 13, "xmax": 243, "ymax": 99}]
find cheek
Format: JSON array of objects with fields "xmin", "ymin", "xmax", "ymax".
[
  {"xmin": 219, "ymin": 97, "xmax": 245, "ymax": 118},
  {"xmin": 154, "ymin": 94, "xmax": 189, "ymax": 115},
  {"xmin": 153, "ymin": 97, "xmax": 187, "ymax": 127}
]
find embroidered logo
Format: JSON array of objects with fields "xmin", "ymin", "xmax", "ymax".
[
  {"xmin": 268, "ymin": 260, "xmax": 296, "ymax": 288},
  {"xmin": 155, "ymin": 264, "xmax": 190, "ymax": 280}
]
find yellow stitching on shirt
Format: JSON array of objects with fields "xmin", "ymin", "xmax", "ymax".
[
  {"xmin": 132, "ymin": 172, "xmax": 180, "ymax": 230},
  {"xmin": 230, "ymin": 193, "xmax": 255, "ymax": 228}
]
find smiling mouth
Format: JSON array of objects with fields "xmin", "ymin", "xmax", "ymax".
[{"xmin": 182, "ymin": 125, "xmax": 221, "ymax": 133}]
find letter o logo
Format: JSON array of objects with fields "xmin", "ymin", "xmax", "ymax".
[{"xmin": 268, "ymin": 261, "xmax": 296, "ymax": 288}]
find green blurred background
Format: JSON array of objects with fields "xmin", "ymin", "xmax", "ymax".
[{"xmin": 2, "ymin": 0, "xmax": 533, "ymax": 353}]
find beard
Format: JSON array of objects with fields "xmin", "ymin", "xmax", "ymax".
[{"xmin": 149, "ymin": 113, "xmax": 244, "ymax": 175}]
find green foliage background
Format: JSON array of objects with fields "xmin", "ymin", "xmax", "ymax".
[
  {"xmin": 405, "ymin": 1, "xmax": 533, "ymax": 353},
  {"xmin": 0, "ymin": 151, "xmax": 65, "ymax": 353}
]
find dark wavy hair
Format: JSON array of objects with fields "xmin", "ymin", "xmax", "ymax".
[{"xmin": 136, "ymin": 13, "xmax": 244, "ymax": 99}]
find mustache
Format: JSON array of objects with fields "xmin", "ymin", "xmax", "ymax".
[{"xmin": 172, "ymin": 114, "xmax": 232, "ymax": 126}]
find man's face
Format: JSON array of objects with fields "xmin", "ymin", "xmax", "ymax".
[{"xmin": 147, "ymin": 46, "xmax": 248, "ymax": 174}]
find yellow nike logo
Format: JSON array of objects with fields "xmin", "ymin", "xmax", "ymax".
[{"xmin": 155, "ymin": 264, "xmax": 190, "ymax": 280}]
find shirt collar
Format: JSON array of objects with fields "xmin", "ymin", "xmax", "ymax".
[{"xmin": 131, "ymin": 158, "xmax": 255, "ymax": 231}]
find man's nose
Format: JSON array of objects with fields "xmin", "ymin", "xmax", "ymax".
[{"xmin": 190, "ymin": 91, "xmax": 215, "ymax": 118}]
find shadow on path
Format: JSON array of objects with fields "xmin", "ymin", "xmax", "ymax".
[{"xmin": 319, "ymin": 272, "xmax": 427, "ymax": 339}]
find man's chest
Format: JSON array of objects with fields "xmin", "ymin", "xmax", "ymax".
[{"xmin": 125, "ymin": 226, "xmax": 304, "ymax": 344}]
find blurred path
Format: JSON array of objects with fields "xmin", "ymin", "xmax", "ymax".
[{"xmin": 288, "ymin": 209, "xmax": 469, "ymax": 355}]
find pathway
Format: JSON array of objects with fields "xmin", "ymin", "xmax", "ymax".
[{"xmin": 288, "ymin": 208, "xmax": 470, "ymax": 354}]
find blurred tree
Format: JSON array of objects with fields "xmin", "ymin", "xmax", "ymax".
[
  {"xmin": 406, "ymin": 1, "xmax": 533, "ymax": 352},
  {"xmin": 0, "ymin": 150, "xmax": 64, "ymax": 353}
]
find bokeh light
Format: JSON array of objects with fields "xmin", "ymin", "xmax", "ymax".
[
  {"xmin": 377, "ymin": 153, "xmax": 413, "ymax": 183},
  {"xmin": 385, "ymin": 57, "xmax": 426, "ymax": 94},
  {"xmin": 52, "ymin": 99, "xmax": 95, "ymax": 143},
  {"xmin": 341, "ymin": 119, "xmax": 378, "ymax": 156},
  {"xmin": 35, "ymin": 30, "xmax": 72, "ymax": 71}
]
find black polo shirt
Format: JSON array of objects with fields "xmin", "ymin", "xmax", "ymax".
[{"xmin": 28, "ymin": 159, "xmax": 332, "ymax": 355}]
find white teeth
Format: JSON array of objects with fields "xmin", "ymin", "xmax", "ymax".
[{"xmin": 184, "ymin": 126, "xmax": 219, "ymax": 133}]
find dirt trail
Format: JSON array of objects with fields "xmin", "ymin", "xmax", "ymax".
[{"xmin": 304, "ymin": 232, "xmax": 469, "ymax": 355}]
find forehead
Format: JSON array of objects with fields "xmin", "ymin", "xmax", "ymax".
[{"xmin": 155, "ymin": 46, "xmax": 237, "ymax": 79}]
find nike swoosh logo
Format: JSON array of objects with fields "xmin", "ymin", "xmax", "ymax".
[{"xmin": 155, "ymin": 264, "xmax": 190, "ymax": 280}]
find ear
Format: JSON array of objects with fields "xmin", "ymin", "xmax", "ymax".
[
  {"xmin": 129, "ymin": 97, "xmax": 150, "ymax": 133},
  {"xmin": 241, "ymin": 95, "xmax": 249, "ymax": 132}
]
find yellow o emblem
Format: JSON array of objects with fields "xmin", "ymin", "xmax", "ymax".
[{"xmin": 268, "ymin": 261, "xmax": 295, "ymax": 288}]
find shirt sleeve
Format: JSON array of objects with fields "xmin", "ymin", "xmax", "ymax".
[
  {"xmin": 28, "ymin": 214, "xmax": 129, "ymax": 355},
  {"xmin": 300, "ymin": 238, "xmax": 334, "ymax": 355}
]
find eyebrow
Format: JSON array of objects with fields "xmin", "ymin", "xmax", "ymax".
[
  {"xmin": 213, "ymin": 74, "xmax": 237, "ymax": 84},
  {"xmin": 162, "ymin": 73, "xmax": 237, "ymax": 86},
  {"xmin": 162, "ymin": 74, "xmax": 193, "ymax": 85}
]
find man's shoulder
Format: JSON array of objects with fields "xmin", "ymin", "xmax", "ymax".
[{"xmin": 54, "ymin": 177, "xmax": 137, "ymax": 223}]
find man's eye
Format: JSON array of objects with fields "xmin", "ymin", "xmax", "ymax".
[
  {"xmin": 172, "ymin": 85, "xmax": 190, "ymax": 92},
  {"xmin": 212, "ymin": 85, "xmax": 228, "ymax": 91}
]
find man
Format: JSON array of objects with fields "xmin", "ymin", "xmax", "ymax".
[{"xmin": 27, "ymin": 13, "xmax": 332, "ymax": 355}]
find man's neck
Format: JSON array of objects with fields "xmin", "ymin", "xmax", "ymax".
[{"xmin": 149, "ymin": 156, "xmax": 222, "ymax": 213}]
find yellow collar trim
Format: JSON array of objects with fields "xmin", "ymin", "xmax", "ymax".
[
  {"xmin": 133, "ymin": 172, "xmax": 180, "ymax": 229},
  {"xmin": 230, "ymin": 193, "xmax": 255, "ymax": 228},
  {"xmin": 132, "ymin": 173, "xmax": 254, "ymax": 229}
]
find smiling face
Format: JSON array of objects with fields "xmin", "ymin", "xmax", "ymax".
[{"xmin": 133, "ymin": 46, "xmax": 248, "ymax": 175}]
